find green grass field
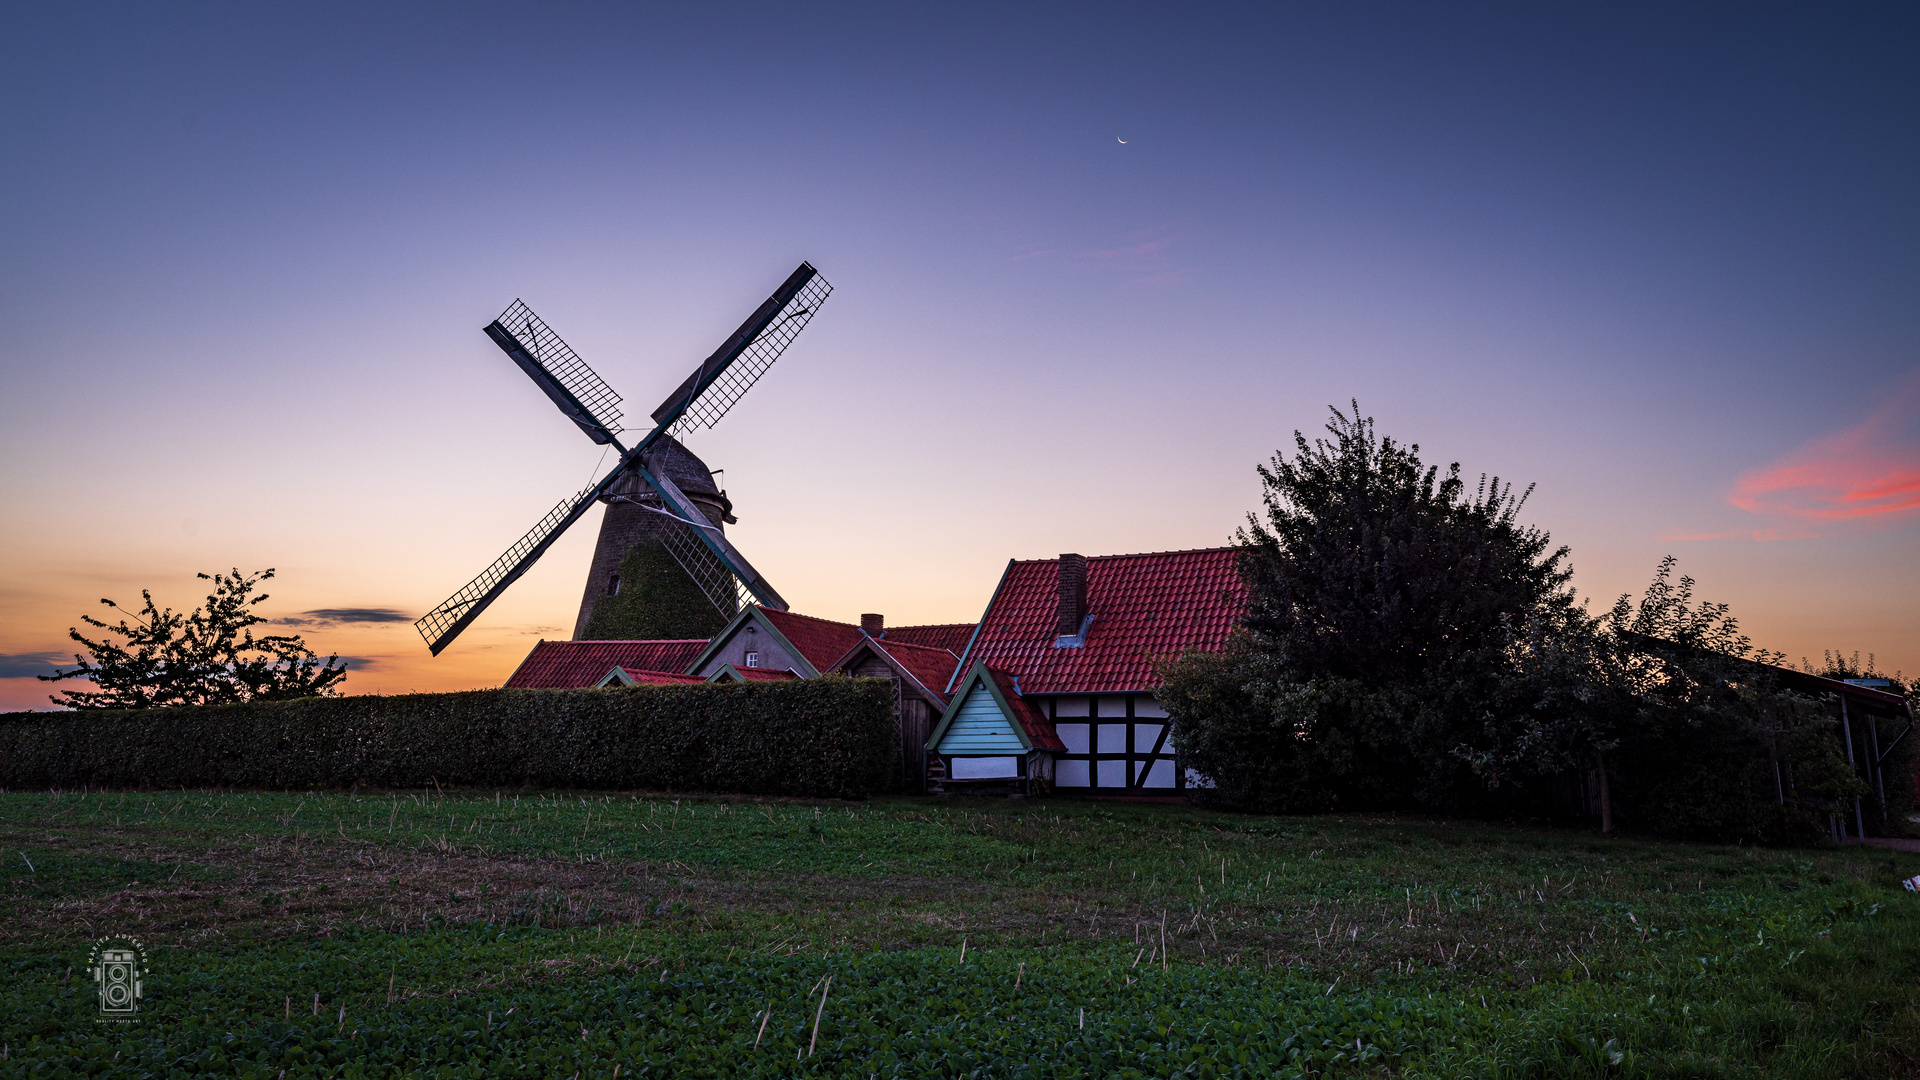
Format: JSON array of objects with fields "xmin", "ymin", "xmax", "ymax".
[{"xmin": 2, "ymin": 789, "xmax": 1916, "ymax": 1078}]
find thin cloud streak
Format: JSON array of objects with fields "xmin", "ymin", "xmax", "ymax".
[
  {"xmin": 273, "ymin": 607, "xmax": 414, "ymax": 628},
  {"xmin": 1728, "ymin": 370, "xmax": 1920, "ymax": 530},
  {"xmin": 0, "ymin": 652, "xmax": 69, "ymax": 678}
]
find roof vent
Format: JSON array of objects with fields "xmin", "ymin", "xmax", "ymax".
[{"xmin": 861, "ymin": 613, "xmax": 884, "ymax": 636}]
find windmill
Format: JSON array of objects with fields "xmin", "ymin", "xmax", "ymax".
[{"xmin": 414, "ymin": 262, "xmax": 831, "ymax": 656}]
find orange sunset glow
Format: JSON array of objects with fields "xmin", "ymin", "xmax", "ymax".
[{"xmin": 4, "ymin": 6, "xmax": 1918, "ymax": 710}]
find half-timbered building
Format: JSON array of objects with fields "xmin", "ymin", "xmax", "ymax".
[{"xmin": 931, "ymin": 548, "xmax": 1244, "ymax": 794}]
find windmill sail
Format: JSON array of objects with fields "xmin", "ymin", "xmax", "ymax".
[
  {"xmin": 639, "ymin": 465, "xmax": 788, "ymax": 612},
  {"xmin": 652, "ymin": 262, "xmax": 831, "ymax": 438},
  {"xmin": 487, "ymin": 301, "xmax": 625, "ymax": 445},
  {"xmin": 650, "ymin": 513, "xmax": 749, "ymax": 617},
  {"xmin": 413, "ymin": 482, "xmax": 607, "ymax": 655},
  {"xmin": 417, "ymin": 263, "xmax": 827, "ymax": 655}
]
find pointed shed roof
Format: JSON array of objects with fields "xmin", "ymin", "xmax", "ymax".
[
  {"xmin": 927, "ymin": 661, "xmax": 1064, "ymax": 753},
  {"xmin": 829, "ymin": 636, "xmax": 963, "ymax": 706}
]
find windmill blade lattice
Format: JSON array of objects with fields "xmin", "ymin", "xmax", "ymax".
[
  {"xmin": 650, "ymin": 511, "xmax": 751, "ymax": 616},
  {"xmin": 663, "ymin": 271, "xmax": 831, "ymax": 438},
  {"xmin": 493, "ymin": 300, "xmax": 624, "ymax": 442},
  {"xmin": 413, "ymin": 483, "xmax": 602, "ymax": 655}
]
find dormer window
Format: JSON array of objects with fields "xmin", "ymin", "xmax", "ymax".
[{"xmin": 745, "ymin": 651, "xmax": 760, "ymax": 668}]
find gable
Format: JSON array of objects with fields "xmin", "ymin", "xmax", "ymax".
[
  {"xmin": 756, "ymin": 608, "xmax": 865, "ymax": 671},
  {"xmin": 830, "ymin": 638, "xmax": 962, "ymax": 706},
  {"xmin": 934, "ymin": 679, "xmax": 1027, "ymax": 754},
  {"xmin": 685, "ymin": 606, "xmax": 867, "ymax": 679},
  {"xmin": 686, "ymin": 608, "xmax": 814, "ymax": 678}
]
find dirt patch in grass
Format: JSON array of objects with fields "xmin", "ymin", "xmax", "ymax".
[
  {"xmin": 3, "ymin": 820, "xmax": 1667, "ymax": 988},
  {"xmin": 2, "ymin": 824, "xmax": 993, "ymax": 946}
]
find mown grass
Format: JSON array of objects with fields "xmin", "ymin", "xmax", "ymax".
[{"xmin": 2, "ymin": 788, "xmax": 1916, "ymax": 1077}]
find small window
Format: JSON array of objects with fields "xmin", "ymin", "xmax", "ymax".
[
  {"xmin": 606, "ymin": 574, "xmax": 621, "ymax": 596},
  {"xmin": 745, "ymin": 651, "xmax": 760, "ymax": 668}
]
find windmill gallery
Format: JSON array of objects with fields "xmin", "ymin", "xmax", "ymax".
[{"xmin": 417, "ymin": 263, "xmax": 1243, "ymax": 797}]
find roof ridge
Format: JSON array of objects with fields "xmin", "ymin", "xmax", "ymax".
[
  {"xmin": 756, "ymin": 607, "xmax": 859, "ymax": 630},
  {"xmin": 566, "ymin": 638, "xmax": 712, "ymax": 644},
  {"xmin": 1004, "ymin": 545, "xmax": 1237, "ymax": 565},
  {"xmin": 873, "ymin": 638, "xmax": 959, "ymax": 654}
]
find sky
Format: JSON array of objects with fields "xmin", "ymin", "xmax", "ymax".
[{"xmin": 2, "ymin": 3, "xmax": 1916, "ymax": 709}]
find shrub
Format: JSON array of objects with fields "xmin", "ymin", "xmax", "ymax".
[{"xmin": 0, "ymin": 677, "xmax": 895, "ymax": 797}]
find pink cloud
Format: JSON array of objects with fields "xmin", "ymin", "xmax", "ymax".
[{"xmin": 1728, "ymin": 370, "xmax": 1920, "ymax": 530}]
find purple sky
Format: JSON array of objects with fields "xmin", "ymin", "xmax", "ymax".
[{"xmin": 3, "ymin": 3, "xmax": 1916, "ymax": 706}]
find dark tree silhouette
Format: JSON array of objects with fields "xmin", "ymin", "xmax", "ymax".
[{"xmin": 41, "ymin": 568, "xmax": 347, "ymax": 709}]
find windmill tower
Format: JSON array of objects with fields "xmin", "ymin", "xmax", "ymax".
[
  {"xmin": 571, "ymin": 436, "xmax": 734, "ymax": 640},
  {"xmin": 413, "ymin": 263, "xmax": 831, "ymax": 656}
]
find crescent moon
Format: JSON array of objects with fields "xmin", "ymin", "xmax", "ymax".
[{"xmin": 1117, "ymin": 138, "xmax": 1127, "ymax": 144}]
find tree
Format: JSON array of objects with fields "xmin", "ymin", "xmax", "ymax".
[
  {"xmin": 1167, "ymin": 403, "xmax": 1574, "ymax": 811},
  {"xmin": 1481, "ymin": 557, "xmax": 1863, "ymax": 840},
  {"xmin": 40, "ymin": 568, "xmax": 348, "ymax": 709}
]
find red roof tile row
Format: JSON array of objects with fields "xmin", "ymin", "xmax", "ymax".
[
  {"xmin": 983, "ymin": 666, "xmax": 1066, "ymax": 750},
  {"xmin": 755, "ymin": 608, "xmax": 868, "ymax": 674},
  {"xmin": 859, "ymin": 638, "xmax": 963, "ymax": 705},
  {"xmin": 505, "ymin": 639, "xmax": 709, "ymax": 689},
  {"xmin": 882, "ymin": 623, "xmax": 976, "ymax": 653},
  {"xmin": 954, "ymin": 548, "xmax": 1245, "ymax": 695}
]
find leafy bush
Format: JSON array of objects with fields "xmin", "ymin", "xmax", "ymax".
[{"xmin": 0, "ymin": 677, "xmax": 895, "ymax": 797}]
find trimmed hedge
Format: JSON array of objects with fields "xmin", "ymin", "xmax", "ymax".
[{"xmin": 0, "ymin": 677, "xmax": 896, "ymax": 798}]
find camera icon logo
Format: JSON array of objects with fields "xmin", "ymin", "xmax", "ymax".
[{"xmin": 87, "ymin": 937, "xmax": 146, "ymax": 1021}]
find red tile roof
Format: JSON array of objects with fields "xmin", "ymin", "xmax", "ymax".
[
  {"xmin": 854, "ymin": 638, "xmax": 963, "ymax": 705},
  {"xmin": 755, "ymin": 607, "xmax": 868, "ymax": 674},
  {"xmin": 609, "ymin": 668, "xmax": 706, "ymax": 685},
  {"xmin": 882, "ymin": 623, "xmax": 976, "ymax": 653},
  {"xmin": 984, "ymin": 665, "xmax": 1065, "ymax": 750},
  {"xmin": 952, "ymin": 548, "xmax": 1245, "ymax": 695},
  {"xmin": 504, "ymin": 639, "xmax": 709, "ymax": 689}
]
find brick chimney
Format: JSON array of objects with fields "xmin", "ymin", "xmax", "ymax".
[
  {"xmin": 861, "ymin": 613, "xmax": 884, "ymax": 636},
  {"xmin": 1056, "ymin": 554, "xmax": 1088, "ymax": 637}
]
